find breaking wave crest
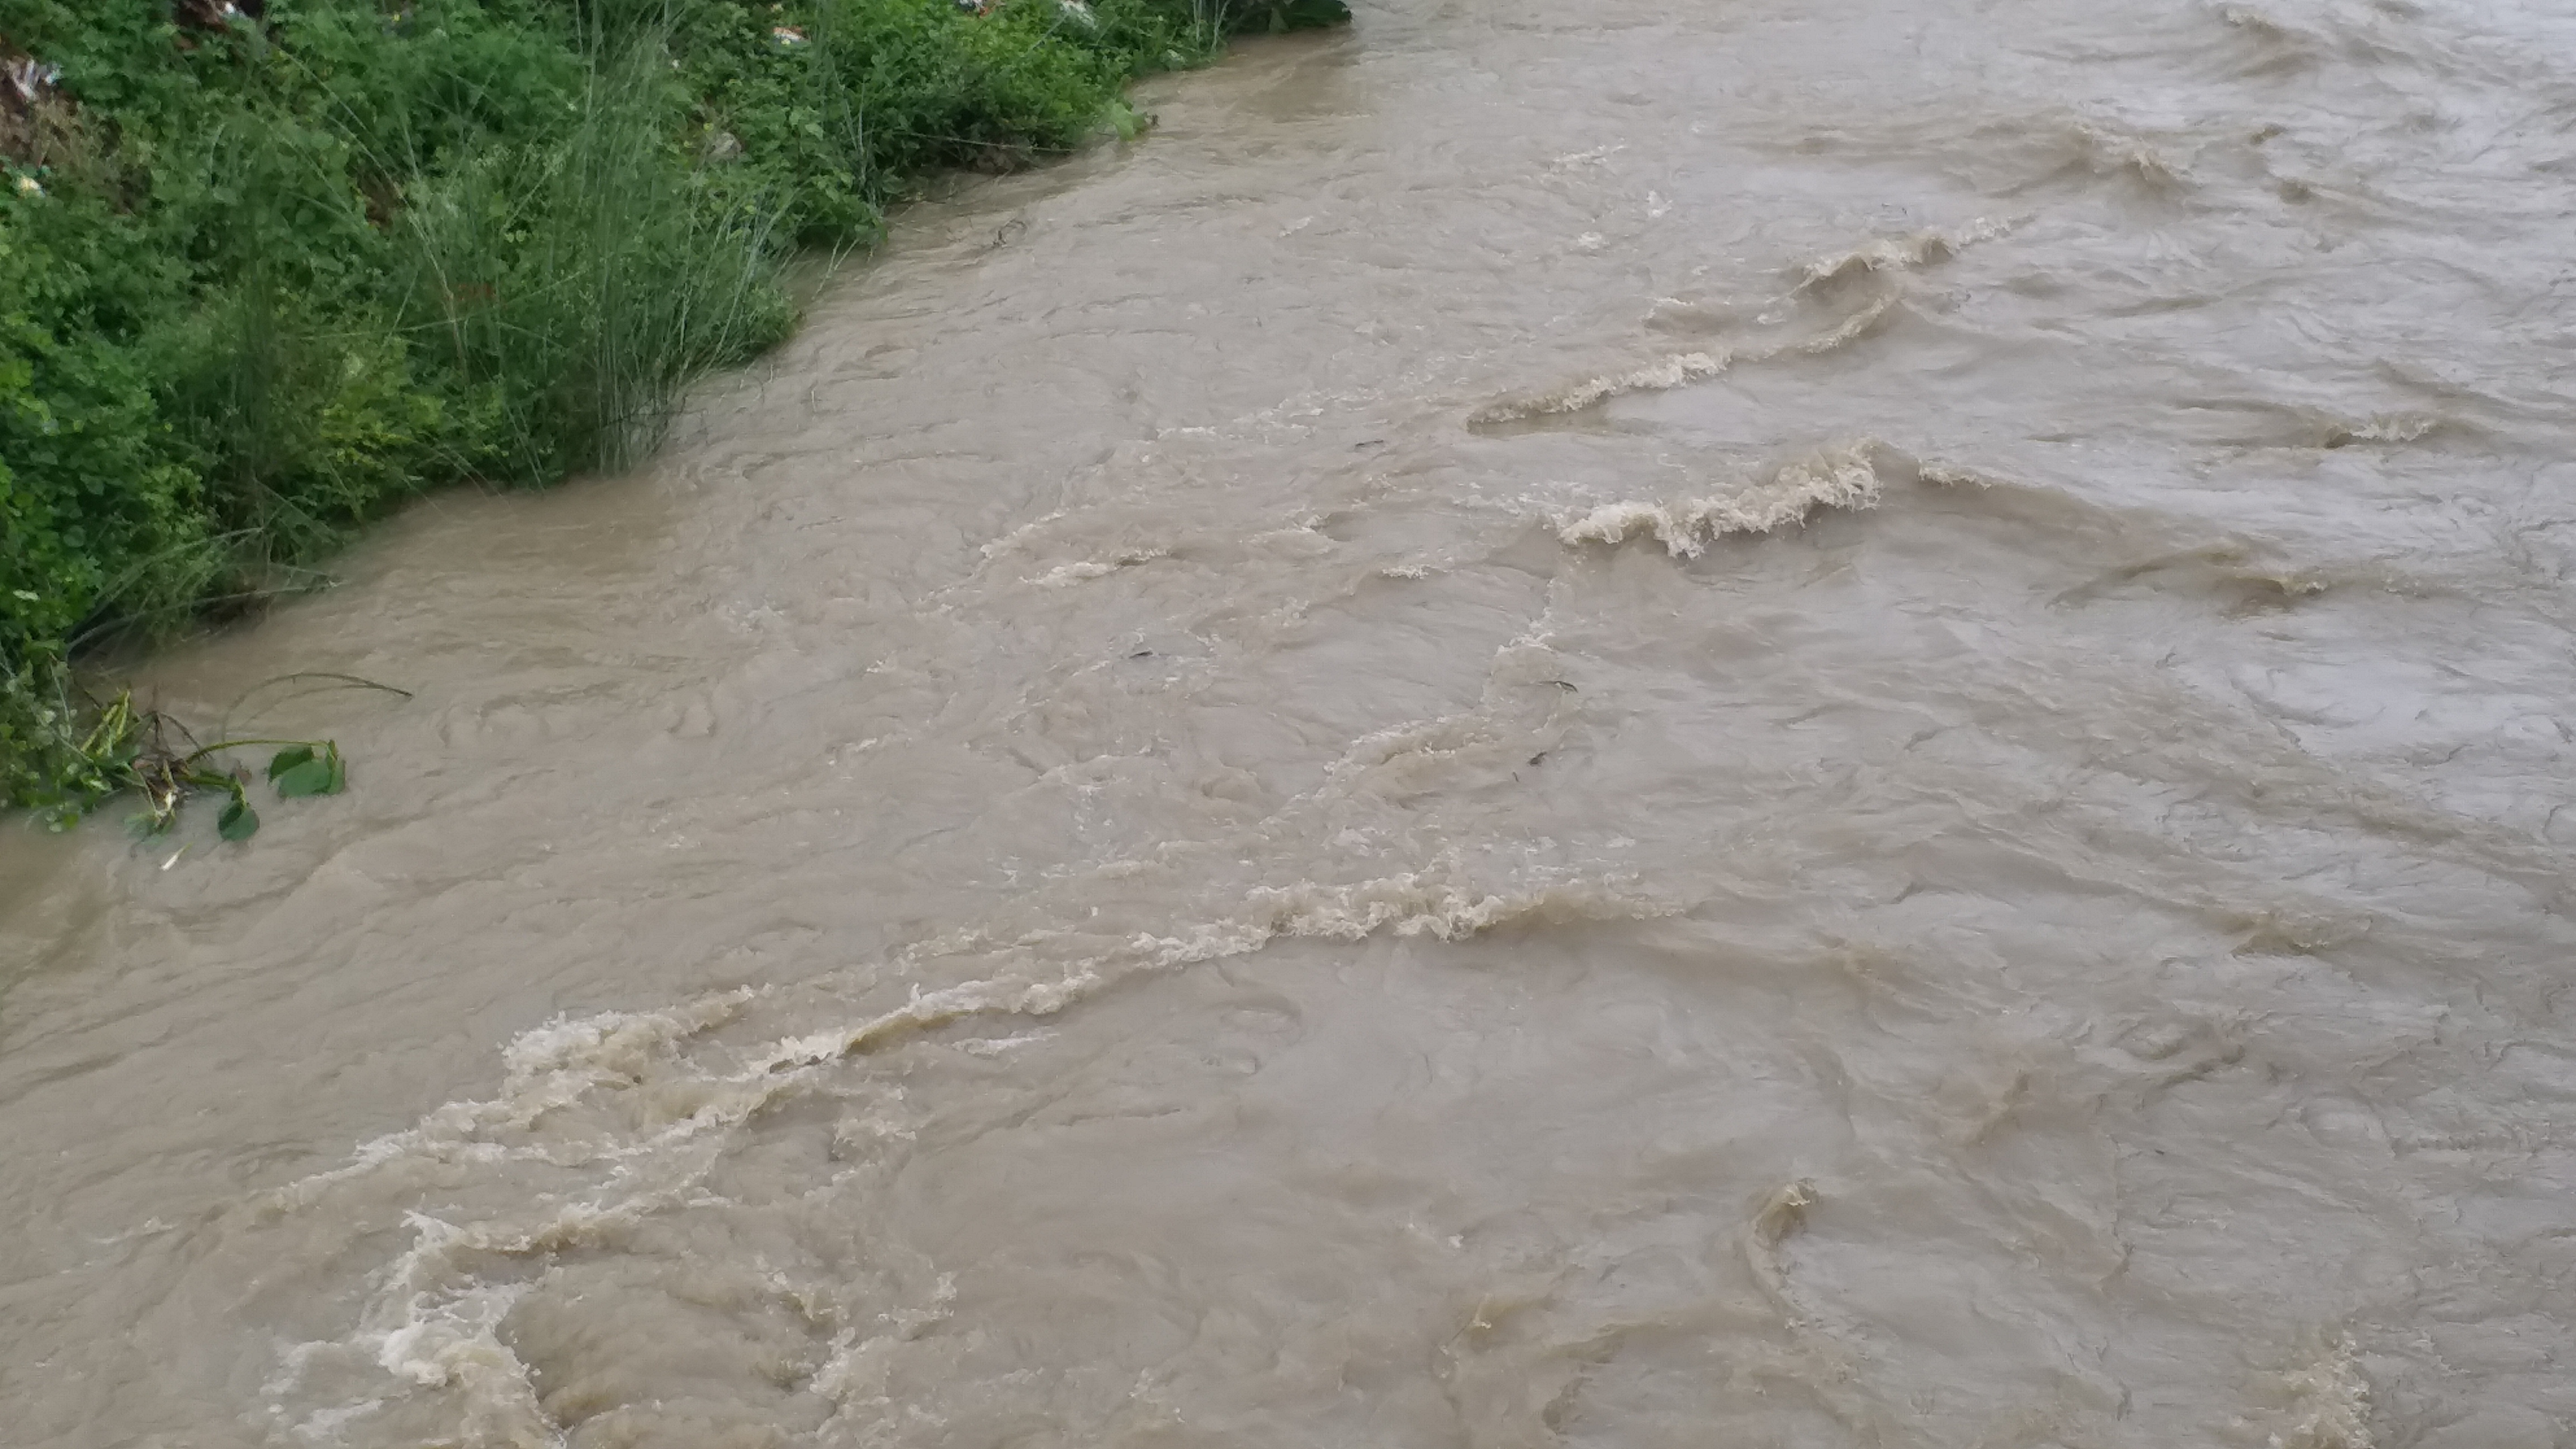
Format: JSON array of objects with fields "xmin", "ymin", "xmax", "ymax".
[
  {"xmin": 1468, "ymin": 219, "xmax": 2008, "ymax": 428},
  {"xmin": 1555, "ymin": 440, "xmax": 1890, "ymax": 557},
  {"xmin": 1793, "ymin": 217, "xmax": 2015, "ymax": 291},
  {"xmin": 1024, "ymin": 548, "xmax": 1168, "ymax": 587},
  {"xmin": 266, "ymin": 866, "xmax": 1670, "ymax": 1445},
  {"xmin": 1467, "ymin": 350, "xmax": 1731, "ymax": 426},
  {"xmin": 2058, "ymin": 121, "xmax": 2190, "ymax": 188}
]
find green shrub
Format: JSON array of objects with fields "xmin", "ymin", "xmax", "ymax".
[{"xmin": 0, "ymin": 0, "xmax": 1351, "ymax": 820}]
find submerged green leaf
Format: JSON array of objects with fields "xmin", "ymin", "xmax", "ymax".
[
  {"xmin": 267, "ymin": 745, "xmax": 317, "ymax": 782},
  {"xmin": 217, "ymin": 797, "xmax": 259, "ymax": 841},
  {"xmin": 273, "ymin": 759, "xmax": 337, "ymax": 797}
]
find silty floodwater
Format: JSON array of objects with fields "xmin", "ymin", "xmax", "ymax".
[{"xmin": 5, "ymin": 0, "xmax": 2576, "ymax": 1443}]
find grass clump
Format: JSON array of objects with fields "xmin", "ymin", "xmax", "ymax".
[{"xmin": 1, "ymin": 0, "xmax": 1347, "ymax": 827}]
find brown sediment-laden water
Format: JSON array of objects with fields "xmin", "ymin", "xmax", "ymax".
[{"xmin": 6, "ymin": 1, "xmax": 2575, "ymax": 1443}]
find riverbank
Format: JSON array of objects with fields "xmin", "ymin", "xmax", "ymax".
[{"xmin": 0, "ymin": 0, "xmax": 1344, "ymax": 820}]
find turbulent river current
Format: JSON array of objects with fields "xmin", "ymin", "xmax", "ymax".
[{"xmin": 8, "ymin": 1, "xmax": 2576, "ymax": 1444}]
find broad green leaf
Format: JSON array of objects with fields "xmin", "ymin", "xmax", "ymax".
[
  {"xmin": 267, "ymin": 745, "xmax": 316, "ymax": 782},
  {"xmin": 217, "ymin": 798, "xmax": 259, "ymax": 841},
  {"xmin": 274, "ymin": 759, "xmax": 337, "ymax": 797}
]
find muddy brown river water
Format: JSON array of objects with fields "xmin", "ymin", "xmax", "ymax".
[{"xmin": 8, "ymin": 1, "xmax": 2576, "ymax": 1444}]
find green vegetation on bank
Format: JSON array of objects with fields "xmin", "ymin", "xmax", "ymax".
[{"xmin": 0, "ymin": 0, "xmax": 1346, "ymax": 825}]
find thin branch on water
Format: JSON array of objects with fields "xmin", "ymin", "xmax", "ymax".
[{"xmin": 219, "ymin": 671, "xmax": 415, "ymax": 737}]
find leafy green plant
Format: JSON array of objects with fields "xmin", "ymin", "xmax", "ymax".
[
  {"xmin": 1, "ymin": 0, "xmax": 1351, "ymax": 825},
  {"xmin": 143, "ymin": 735, "xmax": 348, "ymax": 843},
  {"xmin": 3, "ymin": 680, "xmax": 361, "ymax": 839}
]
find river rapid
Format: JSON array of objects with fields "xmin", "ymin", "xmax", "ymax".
[{"xmin": 7, "ymin": 1, "xmax": 2576, "ymax": 1443}]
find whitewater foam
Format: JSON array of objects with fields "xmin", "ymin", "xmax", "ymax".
[
  {"xmin": 1556, "ymin": 440, "xmax": 1888, "ymax": 557},
  {"xmin": 1025, "ymin": 548, "xmax": 1168, "ymax": 588},
  {"xmin": 2270, "ymin": 1335, "xmax": 2374, "ymax": 1449},
  {"xmin": 1467, "ymin": 351, "xmax": 1732, "ymax": 426},
  {"xmin": 270, "ymin": 862, "xmax": 1675, "ymax": 1443}
]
